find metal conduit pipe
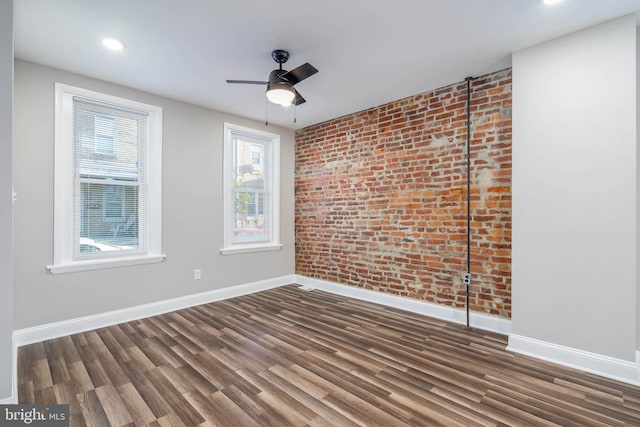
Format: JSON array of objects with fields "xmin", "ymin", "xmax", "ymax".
[{"xmin": 465, "ymin": 76, "xmax": 473, "ymax": 330}]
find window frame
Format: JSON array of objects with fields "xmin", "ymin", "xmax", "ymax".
[
  {"xmin": 221, "ymin": 123, "xmax": 281, "ymax": 255},
  {"xmin": 48, "ymin": 83, "xmax": 164, "ymax": 274}
]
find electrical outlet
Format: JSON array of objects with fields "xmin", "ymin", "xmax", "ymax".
[
  {"xmin": 463, "ymin": 272, "xmax": 471, "ymax": 285},
  {"xmin": 194, "ymin": 269, "xmax": 201, "ymax": 280}
]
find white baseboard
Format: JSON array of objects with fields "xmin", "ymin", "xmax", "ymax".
[
  {"xmin": 507, "ymin": 334, "xmax": 640, "ymax": 386},
  {"xmin": 293, "ymin": 275, "xmax": 512, "ymax": 335},
  {"xmin": 2, "ymin": 333, "xmax": 17, "ymax": 404},
  {"xmin": 13, "ymin": 275, "xmax": 294, "ymax": 347}
]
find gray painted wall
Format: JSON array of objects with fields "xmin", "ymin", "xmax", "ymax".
[
  {"xmin": 13, "ymin": 60, "xmax": 296, "ymax": 329},
  {"xmin": 637, "ymin": 28, "xmax": 640, "ymax": 351},
  {"xmin": 0, "ymin": 0, "xmax": 14, "ymax": 400},
  {"xmin": 512, "ymin": 15, "xmax": 637, "ymax": 361}
]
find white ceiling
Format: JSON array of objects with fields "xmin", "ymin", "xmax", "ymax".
[{"xmin": 13, "ymin": 0, "xmax": 640, "ymax": 129}]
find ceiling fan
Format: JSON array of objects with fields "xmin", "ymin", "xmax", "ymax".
[{"xmin": 227, "ymin": 49, "xmax": 318, "ymax": 107}]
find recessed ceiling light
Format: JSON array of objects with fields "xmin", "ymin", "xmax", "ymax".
[
  {"xmin": 102, "ymin": 38, "xmax": 125, "ymax": 51},
  {"xmin": 543, "ymin": 0, "xmax": 563, "ymax": 4}
]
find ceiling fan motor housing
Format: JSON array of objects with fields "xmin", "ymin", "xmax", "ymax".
[{"xmin": 267, "ymin": 69, "xmax": 292, "ymax": 90}]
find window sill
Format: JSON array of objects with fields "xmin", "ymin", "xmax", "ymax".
[
  {"xmin": 220, "ymin": 243, "xmax": 282, "ymax": 255},
  {"xmin": 47, "ymin": 254, "xmax": 166, "ymax": 274}
]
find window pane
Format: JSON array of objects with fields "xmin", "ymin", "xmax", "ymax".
[
  {"xmin": 231, "ymin": 136, "xmax": 270, "ymax": 244},
  {"xmin": 233, "ymin": 139, "xmax": 265, "ymax": 191},
  {"xmin": 78, "ymin": 182, "xmax": 139, "ymax": 254},
  {"xmin": 73, "ymin": 98, "xmax": 146, "ymax": 258},
  {"xmin": 232, "ymin": 190, "xmax": 267, "ymax": 243},
  {"xmin": 74, "ymin": 100, "xmax": 142, "ymax": 181},
  {"xmin": 103, "ymin": 185, "xmax": 124, "ymax": 220}
]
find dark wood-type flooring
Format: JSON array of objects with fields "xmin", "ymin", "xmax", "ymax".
[{"xmin": 18, "ymin": 285, "xmax": 640, "ymax": 426}]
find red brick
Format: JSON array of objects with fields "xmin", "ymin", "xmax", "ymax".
[{"xmin": 295, "ymin": 68, "xmax": 512, "ymax": 319}]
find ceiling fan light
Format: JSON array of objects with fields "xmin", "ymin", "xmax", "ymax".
[{"xmin": 266, "ymin": 86, "xmax": 295, "ymax": 106}]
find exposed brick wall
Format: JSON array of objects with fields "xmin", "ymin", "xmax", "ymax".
[{"xmin": 295, "ymin": 69, "xmax": 512, "ymax": 318}]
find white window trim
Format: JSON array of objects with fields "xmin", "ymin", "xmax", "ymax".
[
  {"xmin": 48, "ymin": 83, "xmax": 165, "ymax": 274},
  {"xmin": 221, "ymin": 123, "xmax": 281, "ymax": 255}
]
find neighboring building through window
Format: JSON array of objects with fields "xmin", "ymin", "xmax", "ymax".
[
  {"xmin": 94, "ymin": 115, "xmax": 115, "ymax": 155},
  {"xmin": 222, "ymin": 123, "xmax": 281, "ymax": 254},
  {"xmin": 102, "ymin": 184, "xmax": 125, "ymax": 221},
  {"xmin": 49, "ymin": 84, "xmax": 164, "ymax": 273},
  {"xmin": 250, "ymin": 145, "xmax": 262, "ymax": 171}
]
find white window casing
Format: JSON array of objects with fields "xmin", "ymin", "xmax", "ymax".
[
  {"xmin": 221, "ymin": 123, "xmax": 281, "ymax": 255},
  {"xmin": 48, "ymin": 83, "xmax": 164, "ymax": 274}
]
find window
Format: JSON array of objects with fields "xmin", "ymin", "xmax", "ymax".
[
  {"xmin": 222, "ymin": 123, "xmax": 281, "ymax": 254},
  {"xmin": 49, "ymin": 84, "xmax": 164, "ymax": 273}
]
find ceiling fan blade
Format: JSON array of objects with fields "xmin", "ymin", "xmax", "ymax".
[
  {"xmin": 226, "ymin": 80, "xmax": 268, "ymax": 85},
  {"xmin": 281, "ymin": 63, "xmax": 318, "ymax": 85},
  {"xmin": 292, "ymin": 89, "xmax": 306, "ymax": 106}
]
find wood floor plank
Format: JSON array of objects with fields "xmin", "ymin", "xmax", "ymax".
[
  {"xmin": 115, "ymin": 382, "xmax": 157, "ymax": 426},
  {"xmin": 47, "ymin": 356, "xmax": 72, "ymax": 386},
  {"xmin": 95, "ymin": 328, "xmax": 131, "ymax": 366},
  {"xmin": 168, "ymin": 329, "xmax": 206, "ymax": 356},
  {"xmin": 286, "ymin": 362, "xmax": 413, "ymax": 426},
  {"xmin": 31, "ymin": 358, "xmax": 53, "ymax": 391},
  {"xmin": 175, "ymin": 363, "xmax": 219, "ymax": 397},
  {"xmin": 145, "ymin": 367, "xmax": 205, "ymax": 426},
  {"xmin": 259, "ymin": 368, "xmax": 360, "ymax": 427},
  {"xmin": 182, "ymin": 389, "xmax": 234, "ymax": 427},
  {"xmin": 72, "ymin": 337, "xmax": 111, "ymax": 389},
  {"xmin": 153, "ymin": 412, "xmax": 187, "ymax": 427},
  {"xmin": 53, "ymin": 382, "xmax": 82, "ymax": 418},
  {"xmin": 17, "ymin": 381, "xmax": 34, "ymax": 404},
  {"xmin": 34, "ymin": 386, "xmax": 56, "ymax": 406},
  {"xmin": 18, "ymin": 285, "xmax": 640, "ymax": 426},
  {"xmin": 490, "ymin": 371, "xmax": 639, "ymax": 424},
  {"xmin": 268, "ymin": 364, "xmax": 327, "ymax": 400},
  {"xmin": 132, "ymin": 383, "xmax": 171, "ymax": 420},
  {"xmin": 141, "ymin": 336, "xmax": 187, "ymax": 369},
  {"xmin": 221, "ymin": 383, "xmax": 294, "ymax": 427},
  {"xmin": 94, "ymin": 384, "xmax": 135, "ymax": 427},
  {"xmin": 485, "ymin": 386, "xmax": 598, "ymax": 426},
  {"xmin": 123, "ymin": 346, "xmax": 156, "ymax": 373},
  {"xmin": 480, "ymin": 394, "xmax": 562, "ymax": 427},
  {"xmin": 207, "ymin": 389, "xmax": 263, "ymax": 427},
  {"xmin": 66, "ymin": 361, "xmax": 95, "ymax": 395},
  {"xmin": 76, "ymin": 389, "xmax": 112, "ymax": 427},
  {"xmin": 190, "ymin": 349, "xmax": 255, "ymax": 394}
]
